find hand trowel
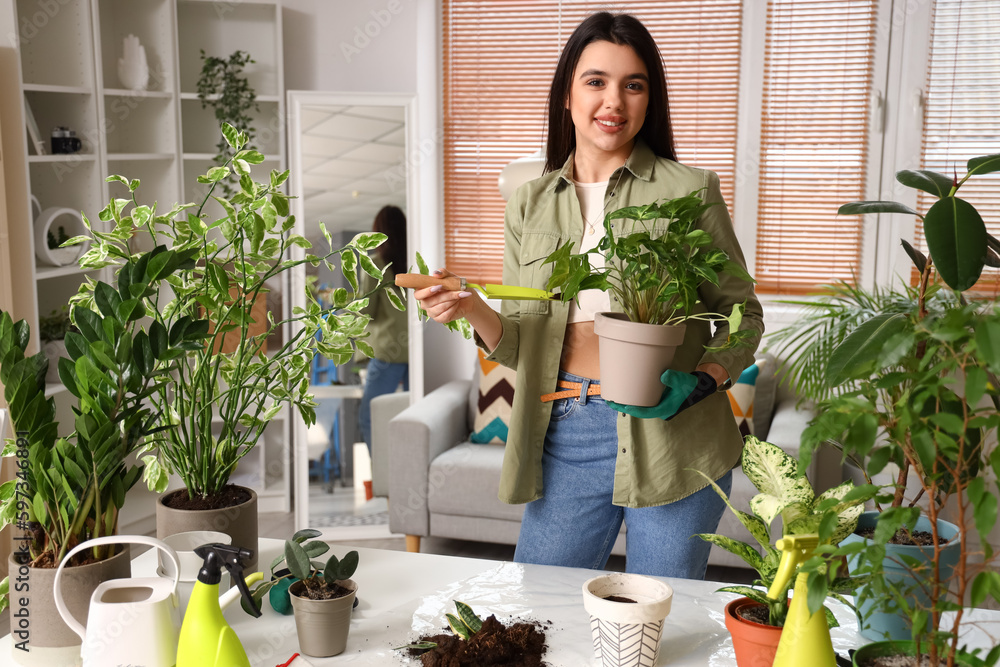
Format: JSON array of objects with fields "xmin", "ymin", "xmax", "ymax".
[{"xmin": 395, "ymin": 274, "xmax": 557, "ymax": 301}]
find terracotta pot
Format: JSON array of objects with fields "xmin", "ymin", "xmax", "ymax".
[
  {"xmin": 8, "ymin": 545, "xmax": 130, "ymax": 666},
  {"xmin": 156, "ymin": 486, "xmax": 258, "ymax": 572},
  {"xmin": 289, "ymin": 578, "xmax": 358, "ymax": 657},
  {"xmin": 724, "ymin": 597, "xmax": 782, "ymax": 667},
  {"xmin": 593, "ymin": 313, "xmax": 686, "ymax": 406},
  {"xmin": 852, "ymin": 640, "xmax": 987, "ymax": 667},
  {"xmin": 842, "ymin": 510, "xmax": 961, "ymax": 641},
  {"xmin": 581, "ymin": 572, "xmax": 673, "ymax": 667}
]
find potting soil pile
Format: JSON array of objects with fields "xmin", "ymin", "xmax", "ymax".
[{"xmin": 408, "ymin": 615, "xmax": 549, "ymax": 667}]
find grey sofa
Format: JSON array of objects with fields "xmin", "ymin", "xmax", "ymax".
[{"xmin": 383, "ymin": 354, "xmax": 832, "ymax": 568}]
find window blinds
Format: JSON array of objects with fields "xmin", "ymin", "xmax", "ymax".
[
  {"xmin": 754, "ymin": 0, "xmax": 878, "ymax": 294},
  {"xmin": 442, "ymin": 1, "xmax": 743, "ymax": 284},
  {"xmin": 917, "ymin": 0, "xmax": 1000, "ymax": 294}
]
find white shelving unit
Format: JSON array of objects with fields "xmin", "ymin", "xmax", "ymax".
[{"xmin": 12, "ymin": 0, "xmax": 289, "ymax": 517}]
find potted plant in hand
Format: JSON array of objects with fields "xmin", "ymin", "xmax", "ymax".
[
  {"xmin": 0, "ymin": 251, "xmax": 197, "ymax": 664},
  {"xmin": 783, "ymin": 154, "xmax": 1000, "ymax": 665},
  {"xmin": 69, "ymin": 123, "xmax": 402, "ymax": 572},
  {"xmin": 285, "ymin": 542, "xmax": 360, "ymax": 658},
  {"xmin": 694, "ymin": 436, "xmax": 870, "ymax": 667},
  {"xmin": 542, "ymin": 190, "xmax": 756, "ymax": 405}
]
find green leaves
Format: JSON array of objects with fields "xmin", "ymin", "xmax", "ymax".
[
  {"xmin": 838, "ymin": 201, "xmax": 919, "ymax": 216},
  {"xmin": 826, "ymin": 313, "xmax": 910, "ymax": 384},
  {"xmin": 896, "ymin": 170, "xmax": 954, "ymax": 198},
  {"xmin": 923, "ymin": 196, "xmax": 987, "ymax": 291}
]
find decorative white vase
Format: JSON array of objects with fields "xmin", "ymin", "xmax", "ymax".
[
  {"xmin": 582, "ymin": 573, "xmax": 674, "ymax": 667},
  {"xmin": 33, "ymin": 207, "xmax": 88, "ymax": 267},
  {"xmin": 118, "ymin": 34, "xmax": 149, "ymax": 91}
]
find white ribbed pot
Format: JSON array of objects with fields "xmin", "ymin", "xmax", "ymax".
[
  {"xmin": 582, "ymin": 573, "xmax": 674, "ymax": 667},
  {"xmin": 33, "ymin": 208, "xmax": 88, "ymax": 267},
  {"xmin": 593, "ymin": 313, "xmax": 686, "ymax": 406}
]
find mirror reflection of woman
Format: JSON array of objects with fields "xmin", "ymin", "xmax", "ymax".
[
  {"xmin": 358, "ymin": 205, "xmax": 409, "ymax": 454},
  {"xmin": 415, "ymin": 13, "xmax": 763, "ymax": 578}
]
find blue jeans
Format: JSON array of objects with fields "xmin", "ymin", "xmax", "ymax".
[
  {"xmin": 359, "ymin": 358, "xmax": 409, "ymax": 452},
  {"xmin": 513, "ymin": 371, "xmax": 733, "ymax": 579}
]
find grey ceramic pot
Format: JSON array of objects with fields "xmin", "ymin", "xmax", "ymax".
[
  {"xmin": 155, "ymin": 486, "xmax": 259, "ymax": 572},
  {"xmin": 7, "ymin": 545, "xmax": 130, "ymax": 666},
  {"xmin": 288, "ymin": 579, "xmax": 358, "ymax": 657},
  {"xmin": 593, "ymin": 313, "xmax": 687, "ymax": 406}
]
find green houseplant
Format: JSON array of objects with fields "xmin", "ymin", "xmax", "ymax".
[
  {"xmin": 694, "ymin": 436, "xmax": 870, "ymax": 667},
  {"xmin": 69, "ymin": 123, "xmax": 403, "ymax": 569},
  {"xmin": 542, "ymin": 191, "xmax": 754, "ymax": 405},
  {"xmin": 779, "ymin": 154, "xmax": 1000, "ymax": 666},
  {"xmin": 38, "ymin": 305, "xmax": 77, "ymax": 383},
  {"xmin": 283, "ymin": 539, "xmax": 360, "ymax": 658},
  {"xmin": 0, "ymin": 248, "xmax": 199, "ymax": 654},
  {"xmin": 197, "ymin": 50, "xmax": 258, "ymax": 195}
]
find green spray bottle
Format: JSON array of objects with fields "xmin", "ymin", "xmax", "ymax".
[
  {"xmin": 767, "ymin": 534, "xmax": 837, "ymax": 667},
  {"xmin": 177, "ymin": 543, "xmax": 264, "ymax": 667}
]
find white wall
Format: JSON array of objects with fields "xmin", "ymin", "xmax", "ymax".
[{"xmin": 282, "ymin": 0, "xmax": 418, "ymax": 93}]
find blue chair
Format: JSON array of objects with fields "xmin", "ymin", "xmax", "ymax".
[{"xmin": 307, "ymin": 411, "xmax": 341, "ymax": 491}]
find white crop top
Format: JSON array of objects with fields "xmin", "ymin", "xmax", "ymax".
[{"xmin": 567, "ymin": 180, "xmax": 612, "ymax": 324}]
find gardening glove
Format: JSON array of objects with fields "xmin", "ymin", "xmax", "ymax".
[{"xmin": 606, "ymin": 370, "xmax": 717, "ymax": 421}]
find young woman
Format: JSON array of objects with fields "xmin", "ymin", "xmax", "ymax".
[
  {"xmin": 358, "ymin": 205, "xmax": 409, "ymax": 452},
  {"xmin": 415, "ymin": 12, "xmax": 763, "ymax": 578}
]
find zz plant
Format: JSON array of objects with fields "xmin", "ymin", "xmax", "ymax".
[
  {"xmin": 695, "ymin": 436, "xmax": 872, "ymax": 628},
  {"xmin": 0, "ymin": 246, "xmax": 198, "ymax": 610},
  {"xmin": 69, "ymin": 122, "xmax": 404, "ymax": 501},
  {"xmin": 542, "ymin": 190, "xmax": 755, "ymax": 346}
]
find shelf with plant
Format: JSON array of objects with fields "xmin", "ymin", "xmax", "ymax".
[{"xmin": 771, "ymin": 154, "xmax": 1000, "ymax": 666}]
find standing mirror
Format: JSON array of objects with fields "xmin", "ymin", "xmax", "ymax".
[{"xmin": 287, "ymin": 91, "xmax": 417, "ymax": 534}]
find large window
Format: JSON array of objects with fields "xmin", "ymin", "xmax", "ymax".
[{"xmin": 442, "ymin": 0, "xmax": 1000, "ymax": 294}]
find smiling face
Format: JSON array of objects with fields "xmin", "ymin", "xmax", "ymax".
[{"xmin": 566, "ymin": 40, "xmax": 650, "ymax": 172}]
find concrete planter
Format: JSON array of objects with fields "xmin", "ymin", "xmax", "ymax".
[
  {"xmin": 7, "ymin": 545, "xmax": 130, "ymax": 666},
  {"xmin": 289, "ymin": 579, "xmax": 357, "ymax": 657},
  {"xmin": 593, "ymin": 313, "xmax": 686, "ymax": 407},
  {"xmin": 155, "ymin": 486, "xmax": 258, "ymax": 572}
]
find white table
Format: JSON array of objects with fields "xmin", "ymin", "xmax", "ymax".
[{"xmin": 5, "ymin": 538, "xmax": 1000, "ymax": 666}]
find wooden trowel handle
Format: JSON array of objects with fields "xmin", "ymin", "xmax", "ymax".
[{"xmin": 395, "ymin": 273, "xmax": 464, "ymax": 291}]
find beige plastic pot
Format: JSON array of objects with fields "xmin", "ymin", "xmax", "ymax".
[
  {"xmin": 8, "ymin": 545, "xmax": 130, "ymax": 667},
  {"xmin": 156, "ymin": 486, "xmax": 258, "ymax": 572},
  {"xmin": 593, "ymin": 313, "xmax": 686, "ymax": 407},
  {"xmin": 288, "ymin": 579, "xmax": 358, "ymax": 657}
]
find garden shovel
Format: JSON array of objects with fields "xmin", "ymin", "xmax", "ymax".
[{"xmin": 395, "ymin": 274, "xmax": 557, "ymax": 301}]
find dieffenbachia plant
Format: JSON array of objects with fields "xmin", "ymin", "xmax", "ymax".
[{"xmin": 694, "ymin": 436, "xmax": 873, "ymax": 627}]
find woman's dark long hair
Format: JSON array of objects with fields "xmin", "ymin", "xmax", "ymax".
[
  {"xmin": 372, "ymin": 205, "xmax": 407, "ymax": 276},
  {"xmin": 544, "ymin": 12, "xmax": 676, "ymax": 173}
]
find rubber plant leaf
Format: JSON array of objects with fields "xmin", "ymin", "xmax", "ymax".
[
  {"xmin": 838, "ymin": 201, "xmax": 918, "ymax": 217},
  {"xmin": 968, "ymin": 153, "xmax": 1000, "ymax": 175},
  {"xmin": 900, "ymin": 239, "xmax": 927, "ymax": 274},
  {"xmin": 896, "ymin": 169, "xmax": 954, "ymax": 198},
  {"xmin": 923, "ymin": 196, "xmax": 987, "ymax": 291}
]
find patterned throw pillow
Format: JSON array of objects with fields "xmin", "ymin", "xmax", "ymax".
[
  {"xmin": 470, "ymin": 349, "xmax": 515, "ymax": 444},
  {"xmin": 727, "ymin": 359, "xmax": 765, "ymax": 437}
]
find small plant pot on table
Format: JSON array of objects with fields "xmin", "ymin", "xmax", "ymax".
[
  {"xmin": 288, "ymin": 578, "xmax": 358, "ymax": 657},
  {"xmin": 582, "ymin": 572, "xmax": 673, "ymax": 667}
]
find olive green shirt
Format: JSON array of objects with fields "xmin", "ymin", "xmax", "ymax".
[
  {"xmin": 359, "ymin": 258, "xmax": 409, "ymax": 364},
  {"xmin": 478, "ymin": 139, "xmax": 764, "ymax": 507}
]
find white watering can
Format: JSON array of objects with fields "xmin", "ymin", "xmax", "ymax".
[{"xmin": 52, "ymin": 535, "xmax": 182, "ymax": 667}]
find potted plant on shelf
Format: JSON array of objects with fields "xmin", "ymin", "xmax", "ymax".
[
  {"xmin": 542, "ymin": 191, "xmax": 756, "ymax": 405},
  {"xmin": 69, "ymin": 123, "xmax": 402, "ymax": 572},
  {"xmin": 779, "ymin": 154, "xmax": 1000, "ymax": 666},
  {"xmin": 0, "ymin": 253, "xmax": 198, "ymax": 664},
  {"xmin": 694, "ymin": 436, "xmax": 870, "ymax": 667},
  {"xmin": 197, "ymin": 49, "xmax": 258, "ymax": 196}
]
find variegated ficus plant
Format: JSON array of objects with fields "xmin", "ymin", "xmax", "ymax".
[{"xmin": 695, "ymin": 436, "xmax": 872, "ymax": 628}]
